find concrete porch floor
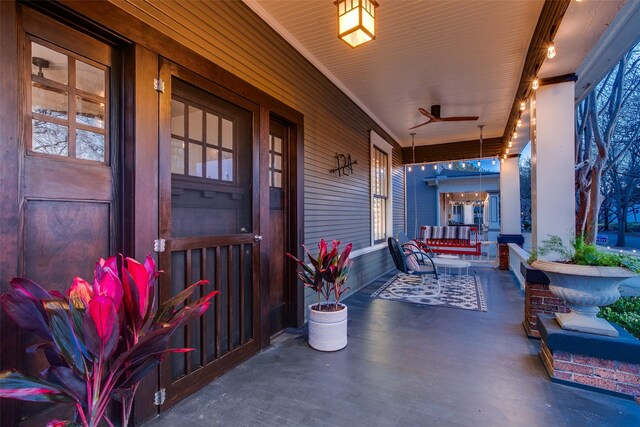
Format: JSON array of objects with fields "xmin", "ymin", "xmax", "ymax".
[{"xmin": 145, "ymin": 268, "xmax": 640, "ymax": 427}]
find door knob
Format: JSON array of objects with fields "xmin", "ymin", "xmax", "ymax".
[{"xmin": 253, "ymin": 235, "xmax": 263, "ymax": 242}]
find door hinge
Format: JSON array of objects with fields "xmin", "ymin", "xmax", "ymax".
[
  {"xmin": 154, "ymin": 239, "xmax": 166, "ymax": 253},
  {"xmin": 154, "ymin": 78, "xmax": 165, "ymax": 93},
  {"xmin": 154, "ymin": 388, "xmax": 166, "ymax": 406}
]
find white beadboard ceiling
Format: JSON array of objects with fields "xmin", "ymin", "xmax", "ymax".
[
  {"xmin": 248, "ymin": 0, "xmax": 629, "ymax": 150},
  {"xmin": 249, "ymin": 0, "xmax": 545, "ymax": 148}
]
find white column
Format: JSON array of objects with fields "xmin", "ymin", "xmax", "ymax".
[
  {"xmin": 463, "ymin": 204, "xmax": 474, "ymax": 224},
  {"xmin": 500, "ymin": 156, "xmax": 521, "ymax": 235},
  {"xmin": 531, "ymin": 81, "xmax": 575, "ymax": 259}
]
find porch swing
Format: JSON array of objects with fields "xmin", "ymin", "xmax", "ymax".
[{"xmin": 406, "ymin": 130, "xmax": 483, "ymax": 258}]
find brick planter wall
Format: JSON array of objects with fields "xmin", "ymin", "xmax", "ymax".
[
  {"xmin": 540, "ymin": 341, "xmax": 640, "ymax": 400},
  {"xmin": 523, "ymin": 281, "xmax": 569, "ymax": 338},
  {"xmin": 498, "ymin": 243, "xmax": 509, "ymax": 270}
]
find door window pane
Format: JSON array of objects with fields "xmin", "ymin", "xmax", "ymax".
[
  {"xmin": 206, "ymin": 113, "xmax": 219, "ymax": 145},
  {"xmin": 171, "ymin": 138, "xmax": 185, "ymax": 174},
  {"xmin": 206, "ymin": 147, "xmax": 219, "ymax": 179},
  {"xmin": 171, "ymin": 100, "xmax": 185, "ymax": 137},
  {"xmin": 76, "ymin": 96, "xmax": 105, "ymax": 128},
  {"xmin": 32, "ymin": 120, "xmax": 68, "ymax": 156},
  {"xmin": 273, "ymin": 137, "xmax": 282, "ymax": 154},
  {"xmin": 188, "ymin": 106, "xmax": 203, "ymax": 142},
  {"xmin": 189, "ymin": 142, "xmax": 203, "ymax": 177},
  {"xmin": 221, "ymin": 150, "xmax": 233, "ymax": 181},
  {"xmin": 273, "ymin": 171, "xmax": 282, "ymax": 188},
  {"xmin": 76, "ymin": 60, "xmax": 105, "ymax": 96},
  {"xmin": 76, "ymin": 130, "xmax": 104, "ymax": 161},
  {"xmin": 32, "ymin": 84, "xmax": 68, "ymax": 119},
  {"xmin": 31, "ymin": 42, "xmax": 68, "ymax": 84},
  {"xmin": 221, "ymin": 118, "xmax": 233, "ymax": 149}
]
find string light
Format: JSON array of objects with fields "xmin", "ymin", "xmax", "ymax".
[
  {"xmin": 532, "ymin": 78, "xmax": 539, "ymax": 90},
  {"xmin": 547, "ymin": 43, "xmax": 556, "ymax": 59},
  {"xmin": 513, "ymin": 131, "xmax": 518, "ymax": 139},
  {"xmin": 477, "ymin": 160, "xmax": 481, "ymax": 167},
  {"xmin": 501, "ymin": 158, "xmax": 505, "ymax": 164},
  {"xmin": 503, "ymin": 154, "xmax": 507, "ymax": 159},
  {"xmin": 506, "ymin": 148, "xmax": 510, "ymax": 154},
  {"xmin": 492, "ymin": 159, "xmax": 496, "ymax": 165},
  {"xmin": 517, "ymin": 119, "xmax": 522, "ymax": 127},
  {"xmin": 462, "ymin": 161, "xmax": 466, "ymax": 168},
  {"xmin": 408, "ymin": 166, "xmax": 412, "ymax": 172},
  {"xmin": 433, "ymin": 164, "xmax": 438, "ymax": 170},
  {"xmin": 508, "ymin": 141, "xmax": 513, "ymax": 148},
  {"xmin": 421, "ymin": 165, "xmax": 425, "ymax": 171},
  {"xmin": 448, "ymin": 162, "xmax": 453, "ymax": 169},
  {"xmin": 520, "ymin": 101, "xmax": 526, "ymax": 111}
]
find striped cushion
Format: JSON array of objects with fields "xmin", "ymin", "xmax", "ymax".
[
  {"xmin": 443, "ymin": 226, "xmax": 457, "ymax": 240},
  {"xmin": 431, "ymin": 226, "xmax": 445, "ymax": 239},
  {"xmin": 422, "ymin": 226, "xmax": 432, "ymax": 240},
  {"xmin": 404, "ymin": 249, "xmax": 421, "ymax": 272},
  {"xmin": 457, "ymin": 226, "xmax": 471, "ymax": 240}
]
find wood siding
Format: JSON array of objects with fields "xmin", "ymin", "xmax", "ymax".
[
  {"xmin": 406, "ymin": 168, "xmax": 438, "ymax": 238},
  {"xmin": 106, "ymin": 0, "xmax": 404, "ymax": 259}
]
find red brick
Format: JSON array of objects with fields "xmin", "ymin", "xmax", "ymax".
[
  {"xmin": 617, "ymin": 383, "xmax": 640, "ymax": 397},
  {"xmin": 553, "ymin": 350, "xmax": 571, "ymax": 362},
  {"xmin": 542, "ymin": 297, "xmax": 566, "ymax": 306},
  {"xmin": 554, "ymin": 371, "xmax": 572, "ymax": 381},
  {"xmin": 573, "ymin": 355, "xmax": 615, "ymax": 369},
  {"xmin": 594, "ymin": 368, "xmax": 640, "ymax": 385},
  {"xmin": 530, "ymin": 296, "xmax": 543, "ymax": 304},
  {"xmin": 554, "ymin": 361, "xmax": 594, "ymax": 375},
  {"xmin": 573, "ymin": 374, "xmax": 617, "ymax": 391},
  {"xmin": 619, "ymin": 362, "xmax": 640, "ymax": 375},
  {"xmin": 531, "ymin": 290, "xmax": 552, "ymax": 297}
]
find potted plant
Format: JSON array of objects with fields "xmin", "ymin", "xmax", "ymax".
[
  {"xmin": 531, "ymin": 236, "xmax": 638, "ymax": 337},
  {"xmin": 287, "ymin": 239, "xmax": 352, "ymax": 351},
  {"xmin": 0, "ymin": 255, "xmax": 217, "ymax": 427}
]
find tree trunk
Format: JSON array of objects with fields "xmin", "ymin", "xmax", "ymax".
[{"xmin": 616, "ymin": 209, "xmax": 626, "ymax": 247}]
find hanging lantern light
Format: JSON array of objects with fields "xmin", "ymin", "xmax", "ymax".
[{"xmin": 334, "ymin": 0, "xmax": 379, "ymax": 48}]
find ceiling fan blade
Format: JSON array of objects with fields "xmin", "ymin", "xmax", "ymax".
[
  {"xmin": 408, "ymin": 120, "xmax": 432, "ymax": 130},
  {"xmin": 418, "ymin": 108, "xmax": 436, "ymax": 120},
  {"xmin": 439, "ymin": 116, "xmax": 480, "ymax": 122}
]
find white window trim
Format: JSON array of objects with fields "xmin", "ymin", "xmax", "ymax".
[{"xmin": 370, "ymin": 130, "xmax": 393, "ymax": 248}]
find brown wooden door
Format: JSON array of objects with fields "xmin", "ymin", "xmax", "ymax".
[
  {"xmin": 3, "ymin": 8, "xmax": 119, "ymax": 426},
  {"xmin": 268, "ymin": 119, "xmax": 289, "ymax": 335},
  {"xmin": 157, "ymin": 59, "xmax": 261, "ymax": 409}
]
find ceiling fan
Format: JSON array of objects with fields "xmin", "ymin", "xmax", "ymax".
[{"xmin": 409, "ymin": 105, "xmax": 479, "ymax": 130}]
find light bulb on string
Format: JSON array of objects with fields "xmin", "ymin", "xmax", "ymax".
[
  {"xmin": 517, "ymin": 119, "xmax": 522, "ymax": 127},
  {"xmin": 506, "ymin": 148, "xmax": 510, "ymax": 154},
  {"xmin": 433, "ymin": 164, "xmax": 438, "ymax": 170},
  {"xmin": 520, "ymin": 101, "xmax": 526, "ymax": 111},
  {"xmin": 501, "ymin": 158, "xmax": 505, "ymax": 164},
  {"xmin": 477, "ymin": 160, "xmax": 481, "ymax": 167},
  {"xmin": 462, "ymin": 161, "xmax": 466, "ymax": 168},
  {"xmin": 508, "ymin": 141, "xmax": 513, "ymax": 148},
  {"xmin": 448, "ymin": 162, "xmax": 452, "ymax": 169},
  {"xmin": 408, "ymin": 166, "xmax": 412, "ymax": 172},
  {"xmin": 513, "ymin": 131, "xmax": 518, "ymax": 139},
  {"xmin": 492, "ymin": 159, "xmax": 496, "ymax": 165},
  {"xmin": 547, "ymin": 43, "xmax": 556, "ymax": 59},
  {"xmin": 532, "ymin": 79, "xmax": 539, "ymax": 90},
  {"xmin": 421, "ymin": 165, "xmax": 425, "ymax": 171}
]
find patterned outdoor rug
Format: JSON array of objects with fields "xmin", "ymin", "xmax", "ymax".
[{"xmin": 371, "ymin": 273, "xmax": 487, "ymax": 312}]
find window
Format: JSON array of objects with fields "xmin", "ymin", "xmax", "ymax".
[
  {"xmin": 29, "ymin": 39, "xmax": 109, "ymax": 162},
  {"xmin": 171, "ymin": 95, "xmax": 235, "ymax": 182},
  {"xmin": 371, "ymin": 130, "xmax": 392, "ymax": 245},
  {"xmin": 269, "ymin": 134, "xmax": 283, "ymax": 188}
]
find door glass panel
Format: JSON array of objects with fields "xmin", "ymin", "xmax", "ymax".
[
  {"xmin": 31, "ymin": 42, "xmax": 68, "ymax": 84},
  {"xmin": 171, "ymin": 100, "xmax": 185, "ymax": 137},
  {"xmin": 189, "ymin": 142, "xmax": 203, "ymax": 177},
  {"xmin": 76, "ymin": 60, "xmax": 105, "ymax": 96},
  {"xmin": 273, "ymin": 136, "xmax": 282, "ymax": 154},
  {"xmin": 32, "ymin": 120, "xmax": 68, "ymax": 155},
  {"xmin": 171, "ymin": 78, "xmax": 251, "ymax": 238},
  {"xmin": 221, "ymin": 118, "xmax": 233, "ymax": 149},
  {"xmin": 188, "ymin": 106, "xmax": 203, "ymax": 142},
  {"xmin": 171, "ymin": 138, "xmax": 185, "ymax": 174},
  {"xmin": 32, "ymin": 84, "xmax": 68, "ymax": 119},
  {"xmin": 206, "ymin": 147, "xmax": 219, "ymax": 179},
  {"xmin": 76, "ymin": 130, "xmax": 104, "ymax": 161},
  {"xmin": 76, "ymin": 96, "xmax": 105, "ymax": 128},
  {"xmin": 206, "ymin": 113, "xmax": 218, "ymax": 145}
]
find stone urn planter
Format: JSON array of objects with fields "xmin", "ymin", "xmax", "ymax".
[
  {"xmin": 531, "ymin": 260, "xmax": 636, "ymax": 337},
  {"xmin": 308, "ymin": 303, "xmax": 348, "ymax": 351}
]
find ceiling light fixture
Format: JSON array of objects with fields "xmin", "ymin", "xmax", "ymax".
[
  {"xmin": 334, "ymin": 0, "xmax": 379, "ymax": 48},
  {"xmin": 547, "ymin": 43, "xmax": 556, "ymax": 59}
]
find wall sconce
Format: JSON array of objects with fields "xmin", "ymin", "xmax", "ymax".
[{"xmin": 334, "ymin": 0, "xmax": 379, "ymax": 48}]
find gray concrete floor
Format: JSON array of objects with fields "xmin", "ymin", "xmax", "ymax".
[{"xmin": 145, "ymin": 268, "xmax": 640, "ymax": 427}]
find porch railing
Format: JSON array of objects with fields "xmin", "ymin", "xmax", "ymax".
[{"xmin": 508, "ymin": 243, "xmax": 530, "ymax": 290}]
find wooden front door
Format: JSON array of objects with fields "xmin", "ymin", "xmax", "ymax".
[{"xmin": 157, "ymin": 60, "xmax": 261, "ymax": 409}]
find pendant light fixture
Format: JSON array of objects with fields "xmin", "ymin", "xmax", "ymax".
[{"xmin": 334, "ymin": 0, "xmax": 379, "ymax": 48}]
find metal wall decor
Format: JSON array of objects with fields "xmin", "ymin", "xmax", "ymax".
[{"xmin": 329, "ymin": 153, "xmax": 358, "ymax": 176}]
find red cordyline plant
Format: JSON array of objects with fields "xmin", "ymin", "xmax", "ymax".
[
  {"xmin": 0, "ymin": 255, "xmax": 217, "ymax": 427},
  {"xmin": 287, "ymin": 239, "xmax": 352, "ymax": 311}
]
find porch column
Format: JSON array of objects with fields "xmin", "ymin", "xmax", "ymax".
[
  {"xmin": 531, "ymin": 80, "xmax": 576, "ymax": 259},
  {"xmin": 486, "ymin": 191, "xmax": 500, "ymax": 258},
  {"xmin": 498, "ymin": 156, "xmax": 524, "ymax": 269}
]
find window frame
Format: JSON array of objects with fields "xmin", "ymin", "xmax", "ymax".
[{"xmin": 370, "ymin": 130, "xmax": 393, "ymax": 247}]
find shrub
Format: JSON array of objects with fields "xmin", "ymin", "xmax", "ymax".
[{"xmin": 598, "ymin": 296, "xmax": 640, "ymax": 339}]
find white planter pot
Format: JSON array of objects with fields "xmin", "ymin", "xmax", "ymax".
[
  {"xmin": 308, "ymin": 303, "xmax": 347, "ymax": 351},
  {"xmin": 532, "ymin": 260, "xmax": 636, "ymax": 337}
]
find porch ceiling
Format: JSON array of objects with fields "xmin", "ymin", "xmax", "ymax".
[{"xmin": 246, "ymin": 0, "xmax": 627, "ymax": 160}]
